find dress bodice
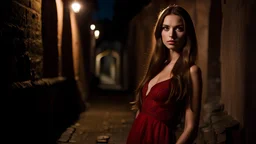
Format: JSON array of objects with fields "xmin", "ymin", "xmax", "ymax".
[{"xmin": 141, "ymin": 79, "xmax": 179, "ymax": 127}]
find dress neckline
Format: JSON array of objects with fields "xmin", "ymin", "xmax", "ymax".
[{"xmin": 145, "ymin": 78, "xmax": 172, "ymax": 97}]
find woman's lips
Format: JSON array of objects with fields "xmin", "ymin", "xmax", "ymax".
[{"xmin": 167, "ymin": 40, "xmax": 175, "ymax": 44}]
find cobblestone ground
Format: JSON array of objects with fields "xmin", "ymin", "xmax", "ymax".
[{"xmin": 57, "ymin": 90, "xmax": 135, "ymax": 144}]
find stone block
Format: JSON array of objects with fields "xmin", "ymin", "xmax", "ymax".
[
  {"xmin": 31, "ymin": 0, "xmax": 41, "ymax": 13},
  {"xmin": 202, "ymin": 130, "xmax": 216, "ymax": 143},
  {"xmin": 15, "ymin": 0, "xmax": 41, "ymax": 13},
  {"xmin": 25, "ymin": 9, "xmax": 41, "ymax": 31},
  {"xmin": 27, "ymin": 39, "xmax": 43, "ymax": 54}
]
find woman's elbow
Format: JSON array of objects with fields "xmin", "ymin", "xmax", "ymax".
[
  {"xmin": 186, "ymin": 125, "xmax": 199, "ymax": 140},
  {"xmin": 185, "ymin": 124, "xmax": 198, "ymax": 135}
]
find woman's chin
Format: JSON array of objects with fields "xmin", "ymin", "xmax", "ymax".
[{"xmin": 166, "ymin": 45, "xmax": 176, "ymax": 50}]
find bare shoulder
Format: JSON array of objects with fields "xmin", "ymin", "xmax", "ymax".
[
  {"xmin": 189, "ymin": 65, "xmax": 201, "ymax": 75},
  {"xmin": 189, "ymin": 65, "xmax": 202, "ymax": 100}
]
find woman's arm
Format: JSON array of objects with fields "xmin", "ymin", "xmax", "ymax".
[
  {"xmin": 135, "ymin": 109, "xmax": 140, "ymax": 119},
  {"xmin": 176, "ymin": 65, "xmax": 202, "ymax": 144}
]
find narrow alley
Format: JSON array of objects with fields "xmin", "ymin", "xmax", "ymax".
[{"xmin": 5, "ymin": 0, "xmax": 256, "ymax": 144}]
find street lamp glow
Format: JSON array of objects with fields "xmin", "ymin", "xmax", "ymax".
[
  {"xmin": 71, "ymin": 2, "xmax": 81, "ymax": 13},
  {"xmin": 94, "ymin": 30, "xmax": 100, "ymax": 39},
  {"xmin": 90, "ymin": 24, "xmax": 96, "ymax": 31}
]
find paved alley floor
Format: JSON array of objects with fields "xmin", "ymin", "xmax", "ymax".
[{"xmin": 57, "ymin": 90, "xmax": 135, "ymax": 144}]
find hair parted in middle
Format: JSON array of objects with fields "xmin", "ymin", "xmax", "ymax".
[{"xmin": 131, "ymin": 4, "xmax": 198, "ymax": 113}]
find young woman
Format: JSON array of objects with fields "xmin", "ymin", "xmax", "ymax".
[{"xmin": 126, "ymin": 4, "xmax": 202, "ymax": 144}]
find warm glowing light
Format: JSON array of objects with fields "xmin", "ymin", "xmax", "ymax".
[
  {"xmin": 94, "ymin": 30, "xmax": 100, "ymax": 39},
  {"xmin": 90, "ymin": 24, "xmax": 96, "ymax": 30},
  {"xmin": 71, "ymin": 2, "xmax": 81, "ymax": 13}
]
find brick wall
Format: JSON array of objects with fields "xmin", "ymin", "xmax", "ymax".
[
  {"xmin": 4, "ymin": 0, "xmax": 43, "ymax": 82},
  {"xmin": 5, "ymin": 1, "xmax": 86, "ymax": 143}
]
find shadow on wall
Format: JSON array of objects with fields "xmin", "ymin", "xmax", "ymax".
[{"xmin": 10, "ymin": 77, "xmax": 85, "ymax": 144}]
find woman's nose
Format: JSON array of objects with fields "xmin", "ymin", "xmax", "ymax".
[{"xmin": 169, "ymin": 29, "xmax": 176, "ymax": 38}]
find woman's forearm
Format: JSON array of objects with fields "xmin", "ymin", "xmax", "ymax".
[
  {"xmin": 135, "ymin": 110, "xmax": 140, "ymax": 118},
  {"xmin": 176, "ymin": 127, "xmax": 196, "ymax": 144}
]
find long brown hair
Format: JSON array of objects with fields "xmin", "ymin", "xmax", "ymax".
[{"xmin": 131, "ymin": 4, "xmax": 198, "ymax": 111}]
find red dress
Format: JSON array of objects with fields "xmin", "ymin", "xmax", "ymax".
[{"xmin": 126, "ymin": 79, "xmax": 182, "ymax": 144}]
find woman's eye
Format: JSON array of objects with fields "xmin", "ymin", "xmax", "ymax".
[
  {"xmin": 176, "ymin": 27, "xmax": 184, "ymax": 32},
  {"xmin": 163, "ymin": 27, "xmax": 169, "ymax": 31}
]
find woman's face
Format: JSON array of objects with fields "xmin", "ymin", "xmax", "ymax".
[{"xmin": 161, "ymin": 14, "xmax": 186, "ymax": 51}]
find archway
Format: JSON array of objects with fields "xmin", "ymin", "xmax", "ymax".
[{"xmin": 95, "ymin": 49, "xmax": 121, "ymax": 89}]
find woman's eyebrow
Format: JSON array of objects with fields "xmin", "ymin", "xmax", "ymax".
[
  {"xmin": 162, "ymin": 24, "xmax": 170, "ymax": 27},
  {"xmin": 162, "ymin": 24, "xmax": 184, "ymax": 27}
]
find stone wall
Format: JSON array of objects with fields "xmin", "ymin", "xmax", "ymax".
[
  {"xmin": 4, "ymin": 1, "xmax": 89, "ymax": 143},
  {"xmin": 4, "ymin": 0, "xmax": 43, "ymax": 82}
]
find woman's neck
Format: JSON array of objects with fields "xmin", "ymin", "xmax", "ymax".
[{"xmin": 169, "ymin": 50, "xmax": 180, "ymax": 64}]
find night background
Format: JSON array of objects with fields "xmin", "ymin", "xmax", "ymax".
[
  {"xmin": 4, "ymin": 0, "xmax": 256, "ymax": 144},
  {"xmin": 92, "ymin": 0, "xmax": 151, "ymax": 43}
]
